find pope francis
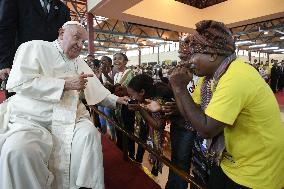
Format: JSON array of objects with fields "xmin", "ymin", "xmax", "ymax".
[{"xmin": 0, "ymin": 21, "xmax": 128, "ymax": 189}]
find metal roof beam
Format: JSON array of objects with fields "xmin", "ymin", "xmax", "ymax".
[
  {"xmin": 94, "ymin": 29, "xmax": 177, "ymax": 41},
  {"xmin": 92, "ymin": 39, "xmax": 153, "ymax": 47},
  {"xmin": 233, "ymin": 25, "xmax": 284, "ymax": 36},
  {"xmin": 232, "ymin": 18, "xmax": 284, "ymax": 36}
]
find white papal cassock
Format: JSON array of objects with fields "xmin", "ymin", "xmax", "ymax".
[{"xmin": 0, "ymin": 40, "xmax": 118, "ymax": 189}]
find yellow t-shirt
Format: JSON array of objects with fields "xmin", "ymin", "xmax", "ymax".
[
  {"xmin": 268, "ymin": 63, "xmax": 273, "ymax": 76},
  {"xmin": 205, "ymin": 59, "xmax": 284, "ymax": 189},
  {"xmin": 191, "ymin": 77, "xmax": 202, "ymax": 104}
]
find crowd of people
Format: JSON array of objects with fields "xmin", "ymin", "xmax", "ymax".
[
  {"xmin": 248, "ymin": 59, "xmax": 284, "ymax": 93},
  {"xmin": 0, "ymin": 2, "xmax": 283, "ymax": 188},
  {"xmin": 83, "ymin": 21, "xmax": 284, "ymax": 189},
  {"xmin": 84, "ymin": 52, "xmax": 194, "ymax": 188},
  {"xmin": 88, "ymin": 21, "xmax": 284, "ymax": 189}
]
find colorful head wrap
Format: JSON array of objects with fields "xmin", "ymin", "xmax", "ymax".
[{"xmin": 179, "ymin": 20, "xmax": 236, "ymax": 61}]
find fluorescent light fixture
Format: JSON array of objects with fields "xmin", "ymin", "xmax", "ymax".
[
  {"xmin": 280, "ymin": 36, "xmax": 284, "ymax": 40},
  {"xmin": 235, "ymin": 40, "xmax": 254, "ymax": 45},
  {"xmin": 262, "ymin": 47, "xmax": 279, "ymax": 50},
  {"xmin": 126, "ymin": 44, "xmax": 138, "ymax": 49},
  {"xmin": 264, "ymin": 31, "xmax": 269, "ymax": 35},
  {"xmin": 108, "ymin": 48, "xmax": 121, "ymax": 52},
  {"xmin": 273, "ymin": 49, "xmax": 284, "ymax": 52},
  {"xmin": 149, "ymin": 39, "xmax": 164, "ymax": 43},
  {"xmin": 93, "ymin": 16, "xmax": 108, "ymax": 27},
  {"xmin": 249, "ymin": 44, "xmax": 267, "ymax": 48},
  {"xmin": 125, "ymin": 35, "xmax": 137, "ymax": 39}
]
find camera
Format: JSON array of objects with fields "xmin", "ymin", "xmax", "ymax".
[{"xmin": 128, "ymin": 99, "xmax": 138, "ymax": 105}]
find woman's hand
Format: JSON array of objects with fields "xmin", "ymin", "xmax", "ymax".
[
  {"xmin": 161, "ymin": 101, "xmax": 179, "ymax": 116},
  {"xmin": 141, "ymin": 99, "xmax": 162, "ymax": 113}
]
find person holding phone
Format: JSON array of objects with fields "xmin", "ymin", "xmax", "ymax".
[{"xmin": 127, "ymin": 74, "xmax": 173, "ymax": 176}]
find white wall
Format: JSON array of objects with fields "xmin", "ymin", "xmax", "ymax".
[
  {"xmin": 238, "ymin": 56, "xmax": 268, "ymax": 63},
  {"xmin": 127, "ymin": 50, "xmax": 178, "ymax": 66},
  {"xmin": 87, "ymin": 0, "xmax": 102, "ymax": 11},
  {"xmin": 270, "ymin": 54, "xmax": 284, "ymax": 61}
]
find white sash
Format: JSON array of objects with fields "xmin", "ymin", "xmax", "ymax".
[{"xmin": 49, "ymin": 90, "xmax": 79, "ymax": 189}]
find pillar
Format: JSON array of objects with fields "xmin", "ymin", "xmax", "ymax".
[{"xmin": 87, "ymin": 13, "xmax": 94, "ymax": 55}]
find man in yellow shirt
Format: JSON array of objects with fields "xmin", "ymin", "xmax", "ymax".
[{"xmin": 169, "ymin": 20, "xmax": 284, "ymax": 189}]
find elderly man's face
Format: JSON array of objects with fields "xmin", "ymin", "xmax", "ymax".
[{"xmin": 59, "ymin": 25, "xmax": 87, "ymax": 59}]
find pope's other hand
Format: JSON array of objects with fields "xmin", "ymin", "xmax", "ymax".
[{"xmin": 64, "ymin": 72, "xmax": 93, "ymax": 91}]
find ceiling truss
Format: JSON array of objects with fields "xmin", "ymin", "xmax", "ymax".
[
  {"xmin": 62, "ymin": 0, "xmax": 284, "ymax": 54},
  {"xmin": 231, "ymin": 17, "xmax": 284, "ymax": 53},
  {"xmin": 62, "ymin": 0, "xmax": 87, "ymax": 24}
]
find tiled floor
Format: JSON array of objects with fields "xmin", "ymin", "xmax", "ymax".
[
  {"xmin": 140, "ymin": 151, "xmax": 170, "ymax": 189},
  {"xmin": 138, "ymin": 146, "xmax": 192, "ymax": 189},
  {"xmin": 139, "ymin": 151, "xmax": 194, "ymax": 189}
]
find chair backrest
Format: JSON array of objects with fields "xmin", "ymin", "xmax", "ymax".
[{"xmin": 0, "ymin": 91, "xmax": 6, "ymax": 103}]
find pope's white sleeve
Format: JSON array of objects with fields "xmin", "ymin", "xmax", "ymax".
[
  {"xmin": 6, "ymin": 42, "xmax": 65, "ymax": 102},
  {"xmin": 9, "ymin": 77, "xmax": 65, "ymax": 102},
  {"xmin": 98, "ymin": 94, "xmax": 118, "ymax": 109}
]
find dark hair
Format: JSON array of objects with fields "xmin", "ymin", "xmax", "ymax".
[
  {"xmin": 101, "ymin": 56, "xmax": 112, "ymax": 64},
  {"xmin": 128, "ymin": 74, "xmax": 173, "ymax": 100},
  {"xmin": 114, "ymin": 53, "xmax": 128, "ymax": 62},
  {"xmin": 128, "ymin": 74, "xmax": 154, "ymax": 98},
  {"xmin": 93, "ymin": 59, "xmax": 100, "ymax": 67},
  {"xmin": 87, "ymin": 54, "xmax": 95, "ymax": 58}
]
